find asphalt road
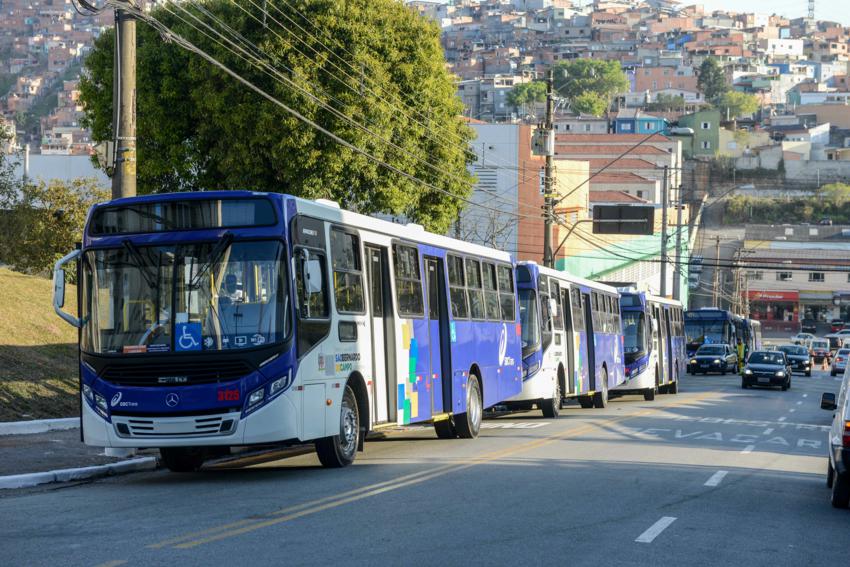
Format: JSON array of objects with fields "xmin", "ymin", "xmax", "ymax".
[{"xmin": 1, "ymin": 369, "xmax": 845, "ymax": 567}]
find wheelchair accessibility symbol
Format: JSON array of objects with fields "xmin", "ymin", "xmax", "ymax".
[{"xmin": 175, "ymin": 322, "xmax": 202, "ymax": 352}]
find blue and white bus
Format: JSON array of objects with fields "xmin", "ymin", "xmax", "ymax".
[
  {"xmin": 734, "ymin": 317, "xmax": 763, "ymax": 355},
  {"xmin": 684, "ymin": 308, "xmax": 737, "ymax": 358},
  {"xmin": 614, "ymin": 290, "xmax": 685, "ymax": 401},
  {"xmin": 503, "ymin": 262, "xmax": 625, "ymax": 415},
  {"xmin": 52, "ymin": 192, "xmax": 523, "ymax": 471}
]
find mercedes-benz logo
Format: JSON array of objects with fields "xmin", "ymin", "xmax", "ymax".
[{"xmin": 165, "ymin": 393, "xmax": 180, "ymax": 407}]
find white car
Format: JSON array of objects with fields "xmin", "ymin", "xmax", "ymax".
[
  {"xmin": 791, "ymin": 332, "xmax": 815, "ymax": 345},
  {"xmin": 821, "ymin": 368, "xmax": 850, "ymax": 508}
]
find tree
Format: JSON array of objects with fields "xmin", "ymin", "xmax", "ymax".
[
  {"xmin": 79, "ymin": 0, "xmax": 474, "ymax": 233},
  {"xmin": 0, "ymin": 119, "xmax": 17, "ymax": 207},
  {"xmin": 646, "ymin": 93, "xmax": 686, "ymax": 112},
  {"xmin": 716, "ymin": 91, "xmax": 759, "ymax": 119},
  {"xmin": 571, "ymin": 92, "xmax": 607, "ymax": 117},
  {"xmin": 506, "ymin": 81, "xmax": 546, "ymax": 118},
  {"xmin": 552, "ymin": 59, "xmax": 629, "ymax": 113},
  {"xmin": 697, "ymin": 58, "xmax": 728, "ymax": 103},
  {"xmin": 0, "ymin": 179, "xmax": 108, "ymax": 279},
  {"xmin": 820, "ymin": 183, "xmax": 850, "ymax": 207}
]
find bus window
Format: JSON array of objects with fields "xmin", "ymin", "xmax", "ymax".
[
  {"xmin": 296, "ymin": 249, "xmax": 329, "ymax": 319},
  {"xmin": 466, "ymin": 259, "xmax": 485, "ymax": 320},
  {"xmin": 519, "ymin": 289, "xmax": 539, "ymax": 357},
  {"xmin": 447, "ymin": 254, "xmax": 468, "ymax": 319},
  {"xmin": 552, "ymin": 281, "xmax": 564, "ymax": 330},
  {"xmin": 393, "ymin": 244, "xmax": 424, "ymax": 317},
  {"xmin": 571, "ymin": 288, "xmax": 584, "ymax": 330},
  {"xmin": 330, "ymin": 230, "xmax": 364, "ymax": 314},
  {"xmin": 497, "ymin": 265, "xmax": 515, "ymax": 321},
  {"xmin": 482, "ymin": 262, "xmax": 500, "ymax": 321},
  {"xmin": 540, "ymin": 290, "xmax": 553, "ymax": 351}
]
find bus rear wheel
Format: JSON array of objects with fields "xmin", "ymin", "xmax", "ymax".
[
  {"xmin": 593, "ymin": 368, "xmax": 609, "ymax": 409},
  {"xmin": 540, "ymin": 377, "xmax": 561, "ymax": 418},
  {"xmin": 160, "ymin": 447, "xmax": 206, "ymax": 473},
  {"xmin": 455, "ymin": 374, "xmax": 482, "ymax": 439},
  {"xmin": 433, "ymin": 418, "xmax": 457, "ymax": 439},
  {"xmin": 578, "ymin": 396, "xmax": 594, "ymax": 408},
  {"xmin": 316, "ymin": 385, "xmax": 360, "ymax": 468}
]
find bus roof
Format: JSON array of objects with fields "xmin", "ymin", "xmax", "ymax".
[
  {"xmin": 522, "ymin": 262, "xmax": 619, "ymax": 295},
  {"xmin": 620, "ymin": 290, "xmax": 683, "ymax": 309},
  {"xmin": 685, "ymin": 308, "xmax": 733, "ymax": 320}
]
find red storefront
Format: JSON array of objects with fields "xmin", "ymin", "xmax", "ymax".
[{"xmin": 748, "ymin": 290, "xmax": 800, "ymax": 333}]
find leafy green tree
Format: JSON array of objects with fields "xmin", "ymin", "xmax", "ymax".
[
  {"xmin": 571, "ymin": 92, "xmax": 607, "ymax": 117},
  {"xmin": 716, "ymin": 91, "xmax": 759, "ymax": 119},
  {"xmin": 646, "ymin": 93, "xmax": 685, "ymax": 112},
  {"xmin": 0, "ymin": 179, "xmax": 108, "ymax": 279},
  {"xmin": 697, "ymin": 58, "xmax": 728, "ymax": 103},
  {"xmin": 553, "ymin": 59, "xmax": 629, "ymax": 114},
  {"xmin": 79, "ymin": 0, "xmax": 474, "ymax": 232},
  {"xmin": 0, "ymin": 120, "xmax": 17, "ymax": 206},
  {"xmin": 506, "ymin": 81, "xmax": 546, "ymax": 117},
  {"xmin": 820, "ymin": 183, "xmax": 850, "ymax": 207}
]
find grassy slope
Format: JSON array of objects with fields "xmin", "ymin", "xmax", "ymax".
[{"xmin": 0, "ymin": 268, "xmax": 78, "ymax": 421}]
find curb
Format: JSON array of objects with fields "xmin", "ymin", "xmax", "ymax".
[
  {"xmin": 0, "ymin": 418, "xmax": 79, "ymax": 436},
  {"xmin": 0, "ymin": 457, "xmax": 157, "ymax": 490}
]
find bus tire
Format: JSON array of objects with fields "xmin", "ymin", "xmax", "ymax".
[
  {"xmin": 455, "ymin": 374, "xmax": 482, "ymax": 439},
  {"xmin": 578, "ymin": 396, "xmax": 594, "ymax": 409},
  {"xmin": 644, "ymin": 388, "xmax": 656, "ymax": 401},
  {"xmin": 433, "ymin": 418, "xmax": 457, "ymax": 439},
  {"xmin": 315, "ymin": 385, "xmax": 359, "ymax": 468},
  {"xmin": 160, "ymin": 447, "xmax": 206, "ymax": 473},
  {"xmin": 592, "ymin": 368, "xmax": 609, "ymax": 409},
  {"xmin": 541, "ymin": 377, "xmax": 561, "ymax": 418}
]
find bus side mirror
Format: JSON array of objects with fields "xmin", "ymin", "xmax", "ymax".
[
  {"xmin": 53, "ymin": 249, "xmax": 81, "ymax": 328},
  {"xmin": 304, "ymin": 259, "xmax": 323, "ymax": 294}
]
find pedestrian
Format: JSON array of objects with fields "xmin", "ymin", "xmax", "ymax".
[{"xmin": 736, "ymin": 338, "xmax": 745, "ymax": 373}]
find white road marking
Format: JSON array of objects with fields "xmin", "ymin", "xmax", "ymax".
[
  {"xmin": 803, "ymin": 394, "xmax": 808, "ymax": 398},
  {"xmin": 778, "ymin": 417, "xmax": 787, "ymax": 422},
  {"xmin": 635, "ymin": 516, "xmax": 677, "ymax": 543},
  {"xmin": 741, "ymin": 445, "xmax": 755, "ymax": 454},
  {"xmin": 705, "ymin": 470, "xmax": 728, "ymax": 487},
  {"xmin": 796, "ymin": 401, "xmax": 802, "ymax": 405},
  {"xmin": 789, "ymin": 409, "xmax": 796, "ymax": 413},
  {"xmin": 763, "ymin": 428, "xmax": 774, "ymax": 435}
]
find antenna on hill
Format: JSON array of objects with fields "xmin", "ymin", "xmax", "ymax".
[{"xmin": 808, "ymin": 0, "xmax": 815, "ymax": 20}]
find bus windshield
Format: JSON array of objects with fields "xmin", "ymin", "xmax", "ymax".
[
  {"xmin": 622, "ymin": 310, "xmax": 647, "ymax": 362},
  {"xmin": 519, "ymin": 289, "xmax": 539, "ymax": 357},
  {"xmin": 685, "ymin": 320, "xmax": 728, "ymax": 347},
  {"xmin": 81, "ymin": 240, "xmax": 290, "ymax": 355}
]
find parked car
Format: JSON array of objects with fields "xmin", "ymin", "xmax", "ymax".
[
  {"xmin": 831, "ymin": 319, "xmax": 846, "ymax": 333},
  {"xmin": 835, "ymin": 329, "xmax": 850, "ymax": 337},
  {"xmin": 820, "ymin": 373, "xmax": 850, "ymax": 508},
  {"xmin": 812, "ymin": 339, "xmax": 832, "ymax": 364},
  {"xmin": 742, "ymin": 351, "xmax": 792, "ymax": 390},
  {"xmin": 801, "ymin": 318, "xmax": 818, "ymax": 334},
  {"xmin": 832, "ymin": 349, "xmax": 850, "ymax": 377},
  {"xmin": 777, "ymin": 344, "xmax": 812, "ymax": 377},
  {"xmin": 791, "ymin": 332, "xmax": 815, "ymax": 345},
  {"xmin": 819, "ymin": 217, "xmax": 834, "ymax": 226},
  {"xmin": 688, "ymin": 344, "xmax": 739, "ymax": 375}
]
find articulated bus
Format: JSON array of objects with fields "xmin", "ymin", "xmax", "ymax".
[
  {"xmin": 503, "ymin": 262, "xmax": 625, "ymax": 415},
  {"xmin": 684, "ymin": 308, "xmax": 737, "ymax": 357},
  {"xmin": 52, "ymin": 192, "xmax": 523, "ymax": 471},
  {"xmin": 613, "ymin": 290, "xmax": 685, "ymax": 401},
  {"xmin": 734, "ymin": 316, "xmax": 763, "ymax": 355}
]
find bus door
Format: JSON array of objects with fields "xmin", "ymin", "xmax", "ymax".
[
  {"xmin": 562, "ymin": 287, "xmax": 575, "ymax": 395},
  {"xmin": 424, "ymin": 256, "xmax": 451, "ymax": 415},
  {"xmin": 366, "ymin": 246, "xmax": 396, "ymax": 423},
  {"xmin": 653, "ymin": 305, "xmax": 666, "ymax": 384},
  {"xmin": 664, "ymin": 308, "xmax": 673, "ymax": 383},
  {"xmin": 582, "ymin": 292, "xmax": 597, "ymax": 390}
]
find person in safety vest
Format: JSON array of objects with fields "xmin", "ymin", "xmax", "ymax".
[{"xmin": 736, "ymin": 338, "xmax": 746, "ymax": 372}]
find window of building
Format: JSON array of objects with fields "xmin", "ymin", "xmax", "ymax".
[
  {"xmin": 637, "ymin": 190, "xmax": 644, "ymax": 199},
  {"xmin": 701, "ymin": 122, "xmax": 711, "ymax": 129},
  {"xmin": 809, "ymin": 272, "xmax": 825, "ymax": 283},
  {"xmin": 776, "ymin": 271, "xmax": 792, "ymax": 281},
  {"xmin": 330, "ymin": 230, "xmax": 364, "ymax": 314},
  {"xmin": 747, "ymin": 271, "xmax": 764, "ymax": 280},
  {"xmin": 701, "ymin": 141, "xmax": 711, "ymax": 149},
  {"xmin": 621, "ymin": 123, "xmax": 632, "ymax": 131},
  {"xmin": 584, "ymin": 124, "xmax": 592, "ymax": 132}
]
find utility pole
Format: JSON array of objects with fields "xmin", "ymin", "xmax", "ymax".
[
  {"xmin": 542, "ymin": 68, "xmax": 555, "ymax": 268},
  {"xmin": 712, "ymin": 235, "xmax": 721, "ymax": 307},
  {"xmin": 112, "ymin": 2, "xmax": 137, "ymax": 199},
  {"xmin": 659, "ymin": 165, "xmax": 669, "ymax": 297},
  {"xmin": 672, "ymin": 175, "xmax": 684, "ymax": 301}
]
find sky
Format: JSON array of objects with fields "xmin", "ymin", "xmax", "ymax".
[{"xmin": 685, "ymin": 0, "xmax": 850, "ymax": 25}]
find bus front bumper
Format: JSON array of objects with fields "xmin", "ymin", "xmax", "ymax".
[{"xmin": 82, "ymin": 391, "xmax": 300, "ymax": 448}]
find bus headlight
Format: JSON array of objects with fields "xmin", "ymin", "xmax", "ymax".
[
  {"xmin": 269, "ymin": 370, "xmax": 292, "ymax": 398},
  {"xmin": 523, "ymin": 361, "xmax": 540, "ymax": 378},
  {"xmin": 82, "ymin": 384, "xmax": 93, "ymax": 403},
  {"xmin": 95, "ymin": 392, "xmax": 108, "ymax": 413},
  {"xmin": 247, "ymin": 388, "xmax": 265, "ymax": 408}
]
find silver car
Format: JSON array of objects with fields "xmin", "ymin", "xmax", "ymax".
[{"xmin": 821, "ymin": 367, "xmax": 850, "ymax": 508}]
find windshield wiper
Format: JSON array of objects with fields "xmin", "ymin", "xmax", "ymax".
[
  {"xmin": 122, "ymin": 239, "xmax": 158, "ymax": 289},
  {"xmin": 190, "ymin": 232, "xmax": 234, "ymax": 288}
]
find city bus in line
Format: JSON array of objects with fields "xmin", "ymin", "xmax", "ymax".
[
  {"xmin": 734, "ymin": 316, "xmax": 763, "ymax": 355},
  {"xmin": 684, "ymin": 307, "xmax": 737, "ymax": 358},
  {"xmin": 613, "ymin": 290, "xmax": 685, "ymax": 401},
  {"xmin": 52, "ymin": 192, "xmax": 523, "ymax": 472},
  {"xmin": 502, "ymin": 262, "xmax": 625, "ymax": 415}
]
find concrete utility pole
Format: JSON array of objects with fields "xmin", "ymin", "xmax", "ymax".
[
  {"xmin": 112, "ymin": 2, "xmax": 137, "ymax": 200},
  {"xmin": 659, "ymin": 165, "xmax": 669, "ymax": 297},
  {"xmin": 672, "ymin": 177, "xmax": 684, "ymax": 302},
  {"xmin": 542, "ymin": 68, "xmax": 555, "ymax": 268},
  {"xmin": 712, "ymin": 235, "xmax": 721, "ymax": 307}
]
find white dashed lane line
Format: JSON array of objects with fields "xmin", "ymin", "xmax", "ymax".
[
  {"xmin": 789, "ymin": 409, "xmax": 796, "ymax": 413},
  {"xmin": 741, "ymin": 445, "xmax": 755, "ymax": 454},
  {"xmin": 803, "ymin": 394, "xmax": 808, "ymax": 398},
  {"xmin": 763, "ymin": 428, "xmax": 774, "ymax": 435},
  {"xmin": 704, "ymin": 470, "xmax": 728, "ymax": 487},
  {"xmin": 778, "ymin": 417, "xmax": 787, "ymax": 422},
  {"xmin": 635, "ymin": 517, "xmax": 677, "ymax": 543},
  {"xmin": 796, "ymin": 401, "xmax": 802, "ymax": 405}
]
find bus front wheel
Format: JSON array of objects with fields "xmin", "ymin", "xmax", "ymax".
[
  {"xmin": 593, "ymin": 368, "xmax": 609, "ymax": 409},
  {"xmin": 160, "ymin": 447, "xmax": 206, "ymax": 473},
  {"xmin": 540, "ymin": 376, "xmax": 561, "ymax": 418},
  {"xmin": 316, "ymin": 385, "xmax": 360, "ymax": 468},
  {"xmin": 455, "ymin": 374, "xmax": 482, "ymax": 439}
]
